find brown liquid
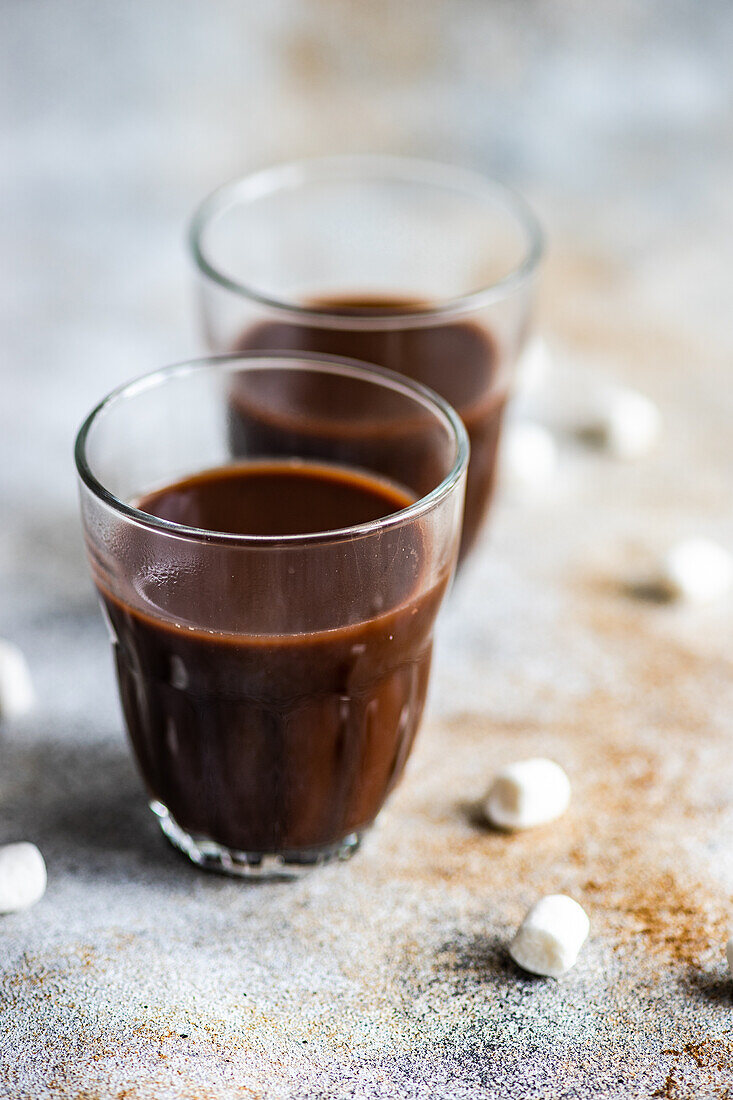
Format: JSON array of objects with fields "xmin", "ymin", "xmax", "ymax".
[
  {"xmin": 233, "ymin": 295, "xmax": 506, "ymax": 562},
  {"xmin": 101, "ymin": 461, "xmax": 447, "ymax": 856}
]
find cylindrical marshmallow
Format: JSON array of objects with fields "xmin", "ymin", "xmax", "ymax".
[
  {"xmin": 0, "ymin": 842, "xmax": 47, "ymax": 913},
  {"xmin": 659, "ymin": 539, "xmax": 733, "ymax": 603},
  {"xmin": 484, "ymin": 757, "xmax": 571, "ymax": 831},
  {"xmin": 500, "ymin": 421, "xmax": 558, "ymax": 498},
  {"xmin": 515, "ymin": 337, "xmax": 553, "ymax": 398},
  {"xmin": 0, "ymin": 639, "xmax": 35, "ymax": 720},
  {"xmin": 577, "ymin": 385, "xmax": 661, "ymax": 459},
  {"xmin": 509, "ymin": 894, "xmax": 589, "ymax": 978}
]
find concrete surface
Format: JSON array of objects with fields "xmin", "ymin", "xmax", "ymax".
[{"xmin": 2, "ymin": 2, "xmax": 733, "ymax": 1097}]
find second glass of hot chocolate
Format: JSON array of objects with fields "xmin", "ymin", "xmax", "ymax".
[{"xmin": 190, "ymin": 155, "xmax": 543, "ymax": 564}]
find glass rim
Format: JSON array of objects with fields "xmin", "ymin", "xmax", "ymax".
[
  {"xmin": 189, "ymin": 154, "xmax": 544, "ymax": 326},
  {"xmin": 74, "ymin": 351, "xmax": 470, "ymax": 547}
]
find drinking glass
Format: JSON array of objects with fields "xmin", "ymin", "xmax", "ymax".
[
  {"xmin": 75, "ymin": 353, "xmax": 468, "ymax": 877},
  {"xmin": 190, "ymin": 155, "xmax": 542, "ymax": 562}
]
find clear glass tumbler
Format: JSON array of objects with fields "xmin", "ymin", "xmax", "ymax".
[
  {"xmin": 75, "ymin": 354, "xmax": 468, "ymax": 877},
  {"xmin": 190, "ymin": 155, "xmax": 543, "ymax": 563}
]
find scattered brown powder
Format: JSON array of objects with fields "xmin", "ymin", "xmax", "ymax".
[
  {"xmin": 651, "ymin": 1041, "xmax": 733, "ymax": 1099},
  {"xmin": 372, "ymin": 567, "xmax": 733, "ymax": 982}
]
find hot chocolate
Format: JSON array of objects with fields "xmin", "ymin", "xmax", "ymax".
[
  {"xmin": 233, "ymin": 296, "xmax": 505, "ymax": 562},
  {"xmin": 100, "ymin": 460, "xmax": 448, "ymax": 858}
]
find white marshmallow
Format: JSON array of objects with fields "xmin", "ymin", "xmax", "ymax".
[
  {"xmin": 580, "ymin": 386, "xmax": 661, "ymax": 459},
  {"xmin": 0, "ymin": 640, "xmax": 35, "ymax": 721},
  {"xmin": 0, "ymin": 843, "xmax": 47, "ymax": 914},
  {"xmin": 726, "ymin": 937, "xmax": 733, "ymax": 976},
  {"xmin": 659, "ymin": 539, "xmax": 733, "ymax": 603},
  {"xmin": 484, "ymin": 757, "xmax": 571, "ymax": 831},
  {"xmin": 509, "ymin": 894, "xmax": 589, "ymax": 978},
  {"xmin": 516, "ymin": 337, "xmax": 553, "ymax": 397},
  {"xmin": 500, "ymin": 422, "xmax": 558, "ymax": 497}
]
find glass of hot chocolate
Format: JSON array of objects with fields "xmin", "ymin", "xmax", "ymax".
[
  {"xmin": 75, "ymin": 354, "xmax": 468, "ymax": 877},
  {"xmin": 190, "ymin": 155, "xmax": 543, "ymax": 564}
]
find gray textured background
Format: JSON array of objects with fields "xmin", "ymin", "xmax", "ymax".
[{"xmin": 2, "ymin": 2, "xmax": 733, "ymax": 1097}]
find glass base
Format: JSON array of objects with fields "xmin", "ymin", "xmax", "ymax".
[{"xmin": 150, "ymin": 801, "xmax": 362, "ymax": 879}]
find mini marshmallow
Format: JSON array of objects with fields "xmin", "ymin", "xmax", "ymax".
[
  {"xmin": 516, "ymin": 337, "xmax": 553, "ymax": 397},
  {"xmin": 0, "ymin": 639, "xmax": 35, "ymax": 721},
  {"xmin": 580, "ymin": 386, "xmax": 661, "ymax": 459},
  {"xmin": 658, "ymin": 539, "xmax": 733, "ymax": 603},
  {"xmin": 726, "ymin": 937, "xmax": 733, "ymax": 976},
  {"xmin": 501, "ymin": 421, "xmax": 558, "ymax": 497},
  {"xmin": 0, "ymin": 843, "xmax": 47, "ymax": 914},
  {"xmin": 484, "ymin": 757, "xmax": 571, "ymax": 831},
  {"xmin": 509, "ymin": 894, "xmax": 589, "ymax": 978}
]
